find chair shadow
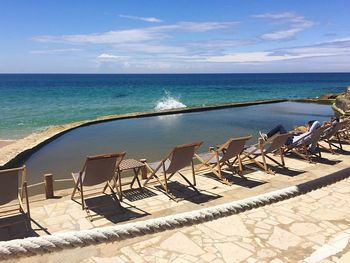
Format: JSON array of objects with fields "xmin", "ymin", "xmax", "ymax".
[
  {"xmin": 199, "ymin": 171, "xmax": 266, "ymax": 189},
  {"xmin": 154, "ymin": 181, "xmax": 222, "ymax": 204},
  {"xmin": 284, "ymin": 152, "xmax": 341, "ymax": 166},
  {"xmin": 268, "ymin": 165, "xmax": 306, "ymax": 177},
  {"xmin": 312, "ymin": 157, "xmax": 342, "ymax": 165},
  {"xmin": 122, "ymin": 188, "xmax": 158, "ymax": 202},
  {"xmin": 0, "ymin": 214, "xmax": 45, "ymax": 241},
  {"xmin": 85, "ymin": 194, "xmax": 149, "ymax": 223}
]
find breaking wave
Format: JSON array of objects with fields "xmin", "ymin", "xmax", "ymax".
[{"xmin": 154, "ymin": 92, "xmax": 186, "ymax": 111}]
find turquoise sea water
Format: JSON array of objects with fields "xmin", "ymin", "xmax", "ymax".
[{"xmin": 1, "ymin": 73, "xmax": 350, "ymax": 139}]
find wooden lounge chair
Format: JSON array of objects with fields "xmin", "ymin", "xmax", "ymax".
[
  {"xmin": 0, "ymin": 166, "xmax": 31, "ymax": 231},
  {"xmin": 338, "ymin": 119, "xmax": 350, "ymax": 143},
  {"xmin": 242, "ymin": 133, "xmax": 291, "ymax": 174},
  {"xmin": 143, "ymin": 141, "xmax": 203, "ymax": 199},
  {"xmin": 319, "ymin": 122, "xmax": 345, "ymax": 153},
  {"xmin": 284, "ymin": 126, "xmax": 326, "ymax": 162},
  {"xmin": 195, "ymin": 136, "xmax": 252, "ymax": 185},
  {"xmin": 71, "ymin": 152, "xmax": 126, "ymax": 213}
]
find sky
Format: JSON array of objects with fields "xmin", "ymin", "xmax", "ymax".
[{"xmin": 0, "ymin": 0, "xmax": 349, "ymax": 73}]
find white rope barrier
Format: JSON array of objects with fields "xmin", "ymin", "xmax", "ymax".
[{"xmin": 0, "ymin": 167, "xmax": 349, "ymax": 260}]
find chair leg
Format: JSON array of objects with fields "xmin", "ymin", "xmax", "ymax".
[
  {"xmin": 244, "ymin": 154, "xmax": 274, "ymax": 174},
  {"xmin": 279, "ymin": 148, "xmax": 285, "ymax": 166},
  {"xmin": 191, "ymin": 160, "xmax": 196, "ymax": 186},
  {"xmin": 163, "ymin": 163, "xmax": 168, "ymax": 194},
  {"xmin": 80, "ymin": 185, "xmax": 85, "ymax": 210},
  {"xmin": 261, "ymin": 153, "xmax": 268, "ymax": 172},
  {"xmin": 23, "ymin": 182, "xmax": 32, "ymax": 230},
  {"xmin": 179, "ymin": 172, "xmax": 200, "ymax": 194},
  {"xmin": 337, "ymin": 135, "xmax": 343, "ymax": 150},
  {"xmin": 71, "ymin": 180, "xmax": 79, "ymax": 200}
]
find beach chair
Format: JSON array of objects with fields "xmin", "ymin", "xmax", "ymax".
[
  {"xmin": 284, "ymin": 126, "xmax": 326, "ymax": 162},
  {"xmin": 336, "ymin": 119, "xmax": 350, "ymax": 144},
  {"xmin": 0, "ymin": 166, "xmax": 31, "ymax": 231},
  {"xmin": 319, "ymin": 122, "xmax": 344, "ymax": 153},
  {"xmin": 143, "ymin": 141, "xmax": 203, "ymax": 199},
  {"xmin": 71, "ymin": 152, "xmax": 126, "ymax": 212},
  {"xmin": 242, "ymin": 133, "xmax": 291, "ymax": 174},
  {"xmin": 194, "ymin": 136, "xmax": 252, "ymax": 185}
]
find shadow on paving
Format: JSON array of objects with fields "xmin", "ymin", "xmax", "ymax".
[
  {"xmin": 312, "ymin": 157, "xmax": 342, "ymax": 165},
  {"xmin": 154, "ymin": 181, "xmax": 222, "ymax": 204},
  {"xmin": 84, "ymin": 194, "xmax": 149, "ymax": 223},
  {"xmin": 199, "ymin": 171, "xmax": 266, "ymax": 189},
  {"xmin": 269, "ymin": 166, "xmax": 306, "ymax": 177},
  {"xmin": 283, "ymin": 152, "xmax": 341, "ymax": 166},
  {"xmin": 0, "ymin": 214, "xmax": 49, "ymax": 241},
  {"xmin": 122, "ymin": 188, "xmax": 158, "ymax": 202}
]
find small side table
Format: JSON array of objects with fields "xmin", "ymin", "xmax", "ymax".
[{"xmin": 115, "ymin": 159, "xmax": 146, "ymax": 201}]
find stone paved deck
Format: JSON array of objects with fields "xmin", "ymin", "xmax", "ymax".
[
  {"xmin": 1, "ymin": 142, "xmax": 350, "ymax": 262},
  {"xmin": 8, "ymin": 175, "xmax": 350, "ymax": 263}
]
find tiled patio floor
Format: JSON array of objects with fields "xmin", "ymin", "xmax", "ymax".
[{"xmin": 1, "ymin": 143, "xmax": 350, "ymax": 262}]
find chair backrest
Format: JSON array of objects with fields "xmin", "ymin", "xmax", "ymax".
[
  {"xmin": 301, "ymin": 125, "xmax": 326, "ymax": 146},
  {"xmin": 323, "ymin": 122, "xmax": 342, "ymax": 139},
  {"xmin": 311, "ymin": 125, "xmax": 327, "ymax": 143},
  {"xmin": 264, "ymin": 133, "xmax": 291, "ymax": 153},
  {"xmin": 82, "ymin": 153, "xmax": 125, "ymax": 186},
  {"xmin": 220, "ymin": 136, "xmax": 252, "ymax": 163},
  {"xmin": 0, "ymin": 166, "xmax": 25, "ymax": 206},
  {"xmin": 166, "ymin": 141, "xmax": 203, "ymax": 174}
]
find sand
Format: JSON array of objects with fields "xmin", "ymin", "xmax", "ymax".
[{"xmin": 0, "ymin": 140, "xmax": 15, "ymax": 149}]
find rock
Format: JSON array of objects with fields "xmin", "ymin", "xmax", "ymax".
[
  {"xmin": 335, "ymin": 87, "xmax": 350, "ymax": 115},
  {"xmin": 319, "ymin": 93, "xmax": 341, "ymax": 100}
]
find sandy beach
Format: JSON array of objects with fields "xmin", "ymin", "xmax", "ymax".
[{"xmin": 0, "ymin": 140, "xmax": 15, "ymax": 149}]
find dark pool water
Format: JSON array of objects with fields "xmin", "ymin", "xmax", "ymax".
[{"xmin": 24, "ymin": 101, "xmax": 334, "ymax": 192}]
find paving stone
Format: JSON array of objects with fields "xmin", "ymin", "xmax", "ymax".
[
  {"xmin": 160, "ymin": 232, "xmax": 205, "ymax": 256},
  {"xmin": 215, "ymin": 243, "xmax": 252, "ymax": 262},
  {"xmin": 204, "ymin": 216, "xmax": 251, "ymax": 237},
  {"xmin": 267, "ymin": 226, "xmax": 303, "ymax": 250},
  {"xmin": 289, "ymin": 222, "xmax": 323, "ymax": 236}
]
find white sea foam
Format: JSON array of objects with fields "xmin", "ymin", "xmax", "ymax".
[{"xmin": 154, "ymin": 92, "xmax": 186, "ymax": 111}]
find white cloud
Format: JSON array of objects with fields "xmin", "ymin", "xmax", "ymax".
[
  {"xmin": 112, "ymin": 43, "xmax": 187, "ymax": 54},
  {"xmin": 205, "ymin": 38, "xmax": 350, "ymax": 63},
  {"xmin": 30, "ymin": 48, "xmax": 82, "ymax": 54},
  {"xmin": 254, "ymin": 12, "xmax": 315, "ymax": 41},
  {"xmin": 206, "ymin": 51, "xmax": 332, "ymax": 63},
  {"xmin": 97, "ymin": 53, "xmax": 128, "ymax": 60},
  {"xmin": 176, "ymin": 22, "xmax": 239, "ymax": 32},
  {"xmin": 33, "ymin": 28, "xmax": 163, "ymax": 44},
  {"xmin": 33, "ymin": 21, "xmax": 239, "ymax": 44},
  {"xmin": 119, "ymin": 15, "xmax": 162, "ymax": 23}
]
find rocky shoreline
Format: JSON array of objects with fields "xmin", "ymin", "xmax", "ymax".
[{"xmin": 333, "ymin": 86, "xmax": 350, "ymax": 115}]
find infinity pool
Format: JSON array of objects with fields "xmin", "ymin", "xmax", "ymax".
[{"xmin": 24, "ymin": 101, "xmax": 333, "ymax": 192}]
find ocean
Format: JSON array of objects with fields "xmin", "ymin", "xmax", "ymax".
[{"xmin": 1, "ymin": 73, "xmax": 350, "ymax": 139}]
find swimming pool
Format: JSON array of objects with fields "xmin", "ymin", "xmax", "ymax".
[{"xmin": 24, "ymin": 101, "xmax": 334, "ymax": 192}]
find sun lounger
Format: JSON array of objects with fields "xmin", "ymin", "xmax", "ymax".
[
  {"xmin": 143, "ymin": 141, "xmax": 203, "ymax": 199},
  {"xmin": 195, "ymin": 136, "xmax": 252, "ymax": 185},
  {"xmin": 319, "ymin": 122, "xmax": 345, "ymax": 153},
  {"xmin": 284, "ymin": 125, "xmax": 326, "ymax": 162},
  {"xmin": 242, "ymin": 133, "xmax": 291, "ymax": 174},
  {"xmin": 71, "ymin": 153, "xmax": 126, "ymax": 212},
  {"xmin": 336, "ymin": 119, "xmax": 350, "ymax": 145},
  {"xmin": 0, "ymin": 166, "xmax": 31, "ymax": 231}
]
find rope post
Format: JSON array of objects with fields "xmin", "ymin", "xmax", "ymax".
[
  {"xmin": 44, "ymin": 173, "xmax": 54, "ymax": 199},
  {"xmin": 140, "ymin": 159, "xmax": 148, "ymax": 180}
]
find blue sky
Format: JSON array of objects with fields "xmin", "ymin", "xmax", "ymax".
[{"xmin": 1, "ymin": 0, "xmax": 349, "ymax": 73}]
